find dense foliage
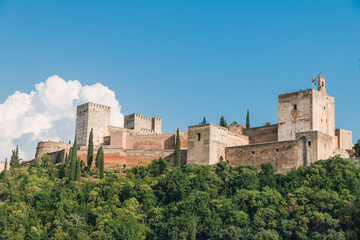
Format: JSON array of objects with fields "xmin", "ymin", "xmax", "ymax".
[
  {"xmin": 1, "ymin": 156, "xmax": 360, "ymax": 239},
  {"xmin": 87, "ymin": 129, "xmax": 94, "ymax": 171}
]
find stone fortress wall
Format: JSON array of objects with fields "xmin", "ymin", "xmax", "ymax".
[
  {"xmin": 34, "ymin": 74, "xmax": 355, "ymax": 173},
  {"xmin": 35, "ymin": 141, "xmax": 71, "ymax": 161}
]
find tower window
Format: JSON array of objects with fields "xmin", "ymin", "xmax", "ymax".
[
  {"xmin": 308, "ymin": 141, "xmax": 311, "ymax": 146},
  {"xmin": 293, "ymin": 104, "xmax": 297, "ymax": 110},
  {"xmin": 276, "ymin": 149, "xmax": 279, "ymax": 153},
  {"xmin": 197, "ymin": 133, "xmax": 201, "ymax": 141},
  {"xmin": 252, "ymin": 151, "xmax": 255, "ymax": 154}
]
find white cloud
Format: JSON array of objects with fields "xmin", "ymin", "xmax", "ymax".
[{"xmin": 0, "ymin": 75, "xmax": 124, "ymax": 161}]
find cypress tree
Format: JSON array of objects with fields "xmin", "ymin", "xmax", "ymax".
[
  {"xmin": 174, "ymin": 128, "xmax": 181, "ymax": 167},
  {"xmin": 55, "ymin": 150, "xmax": 63, "ymax": 164},
  {"xmin": 246, "ymin": 109, "xmax": 250, "ymax": 129},
  {"xmin": 4, "ymin": 158, "xmax": 7, "ymax": 172},
  {"xmin": 95, "ymin": 147, "xmax": 100, "ymax": 169},
  {"xmin": 220, "ymin": 116, "xmax": 228, "ymax": 128},
  {"xmin": 10, "ymin": 146, "xmax": 21, "ymax": 169},
  {"xmin": 202, "ymin": 117, "xmax": 206, "ymax": 124},
  {"xmin": 69, "ymin": 148, "xmax": 76, "ymax": 181},
  {"xmin": 69, "ymin": 136, "xmax": 77, "ymax": 181},
  {"xmin": 76, "ymin": 157, "xmax": 81, "ymax": 181},
  {"xmin": 3, "ymin": 158, "xmax": 7, "ymax": 178},
  {"xmin": 73, "ymin": 135, "xmax": 77, "ymax": 161},
  {"xmin": 67, "ymin": 147, "xmax": 72, "ymax": 166},
  {"xmin": 98, "ymin": 146, "xmax": 104, "ymax": 179},
  {"xmin": 87, "ymin": 128, "xmax": 94, "ymax": 170}
]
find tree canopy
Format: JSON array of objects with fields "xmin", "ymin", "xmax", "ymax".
[{"xmin": 1, "ymin": 156, "xmax": 360, "ymax": 239}]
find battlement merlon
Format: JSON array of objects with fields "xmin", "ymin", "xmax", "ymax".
[{"xmin": 77, "ymin": 102, "xmax": 112, "ymax": 111}]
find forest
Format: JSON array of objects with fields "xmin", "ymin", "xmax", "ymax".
[{"xmin": 1, "ymin": 154, "xmax": 360, "ymax": 239}]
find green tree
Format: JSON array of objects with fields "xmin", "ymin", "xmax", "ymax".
[
  {"xmin": 354, "ymin": 139, "xmax": 360, "ymax": 157},
  {"xmin": 174, "ymin": 128, "xmax": 181, "ymax": 167},
  {"xmin": 10, "ymin": 145, "xmax": 21, "ymax": 169},
  {"xmin": 259, "ymin": 162, "xmax": 276, "ymax": 188},
  {"xmin": 69, "ymin": 136, "xmax": 77, "ymax": 181},
  {"xmin": 76, "ymin": 157, "xmax": 81, "ymax": 181},
  {"xmin": 230, "ymin": 121, "xmax": 238, "ymax": 126},
  {"xmin": 54, "ymin": 150, "xmax": 64, "ymax": 164},
  {"xmin": 4, "ymin": 158, "xmax": 7, "ymax": 172},
  {"xmin": 96, "ymin": 146, "xmax": 104, "ymax": 179},
  {"xmin": 95, "ymin": 146, "xmax": 102, "ymax": 169},
  {"xmin": 264, "ymin": 122, "xmax": 271, "ymax": 126},
  {"xmin": 202, "ymin": 117, "xmax": 207, "ymax": 124},
  {"xmin": 41, "ymin": 154, "xmax": 51, "ymax": 168},
  {"xmin": 246, "ymin": 109, "xmax": 250, "ymax": 129},
  {"xmin": 220, "ymin": 116, "xmax": 228, "ymax": 128},
  {"xmin": 87, "ymin": 128, "xmax": 94, "ymax": 170}
]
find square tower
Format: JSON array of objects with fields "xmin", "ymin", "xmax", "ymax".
[
  {"xmin": 75, "ymin": 102, "xmax": 111, "ymax": 146},
  {"xmin": 124, "ymin": 113, "xmax": 162, "ymax": 134},
  {"xmin": 278, "ymin": 75, "xmax": 335, "ymax": 142},
  {"xmin": 187, "ymin": 123, "xmax": 249, "ymax": 165}
]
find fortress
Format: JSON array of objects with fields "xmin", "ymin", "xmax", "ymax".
[{"xmin": 35, "ymin": 75, "xmax": 354, "ymax": 173}]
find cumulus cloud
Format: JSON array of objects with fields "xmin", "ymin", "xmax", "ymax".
[{"xmin": 0, "ymin": 75, "xmax": 124, "ymax": 161}]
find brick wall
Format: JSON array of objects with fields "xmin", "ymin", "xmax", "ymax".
[
  {"xmin": 226, "ymin": 140, "xmax": 302, "ymax": 173},
  {"xmin": 244, "ymin": 124, "xmax": 278, "ymax": 144},
  {"xmin": 126, "ymin": 133, "xmax": 175, "ymax": 150}
]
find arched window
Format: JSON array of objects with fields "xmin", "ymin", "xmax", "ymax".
[{"xmin": 220, "ymin": 156, "xmax": 224, "ymax": 161}]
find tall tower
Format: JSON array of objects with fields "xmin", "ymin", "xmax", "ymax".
[
  {"xmin": 278, "ymin": 75, "xmax": 335, "ymax": 142},
  {"xmin": 317, "ymin": 74, "xmax": 327, "ymax": 94},
  {"xmin": 75, "ymin": 102, "xmax": 111, "ymax": 146}
]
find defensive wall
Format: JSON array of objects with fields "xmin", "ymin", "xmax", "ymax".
[
  {"xmin": 243, "ymin": 124, "xmax": 278, "ymax": 144},
  {"xmin": 226, "ymin": 130, "xmax": 335, "ymax": 173},
  {"xmin": 226, "ymin": 140, "xmax": 302, "ymax": 173},
  {"xmin": 77, "ymin": 148, "xmax": 176, "ymax": 168},
  {"xmin": 35, "ymin": 141, "xmax": 71, "ymax": 162}
]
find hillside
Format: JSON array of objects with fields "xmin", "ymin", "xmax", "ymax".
[{"xmin": 0, "ymin": 157, "xmax": 360, "ymax": 239}]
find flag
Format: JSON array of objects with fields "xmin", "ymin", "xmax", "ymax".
[{"xmin": 312, "ymin": 76, "xmax": 317, "ymax": 85}]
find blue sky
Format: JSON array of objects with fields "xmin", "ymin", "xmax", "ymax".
[{"xmin": 0, "ymin": 0, "xmax": 359, "ymax": 143}]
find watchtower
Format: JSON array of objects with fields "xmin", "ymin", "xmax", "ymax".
[
  {"xmin": 75, "ymin": 102, "xmax": 111, "ymax": 146},
  {"xmin": 278, "ymin": 75, "xmax": 335, "ymax": 142}
]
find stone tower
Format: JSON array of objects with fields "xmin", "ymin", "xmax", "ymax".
[
  {"xmin": 278, "ymin": 75, "xmax": 335, "ymax": 142},
  {"xmin": 75, "ymin": 102, "xmax": 111, "ymax": 146},
  {"xmin": 124, "ymin": 113, "xmax": 162, "ymax": 134}
]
